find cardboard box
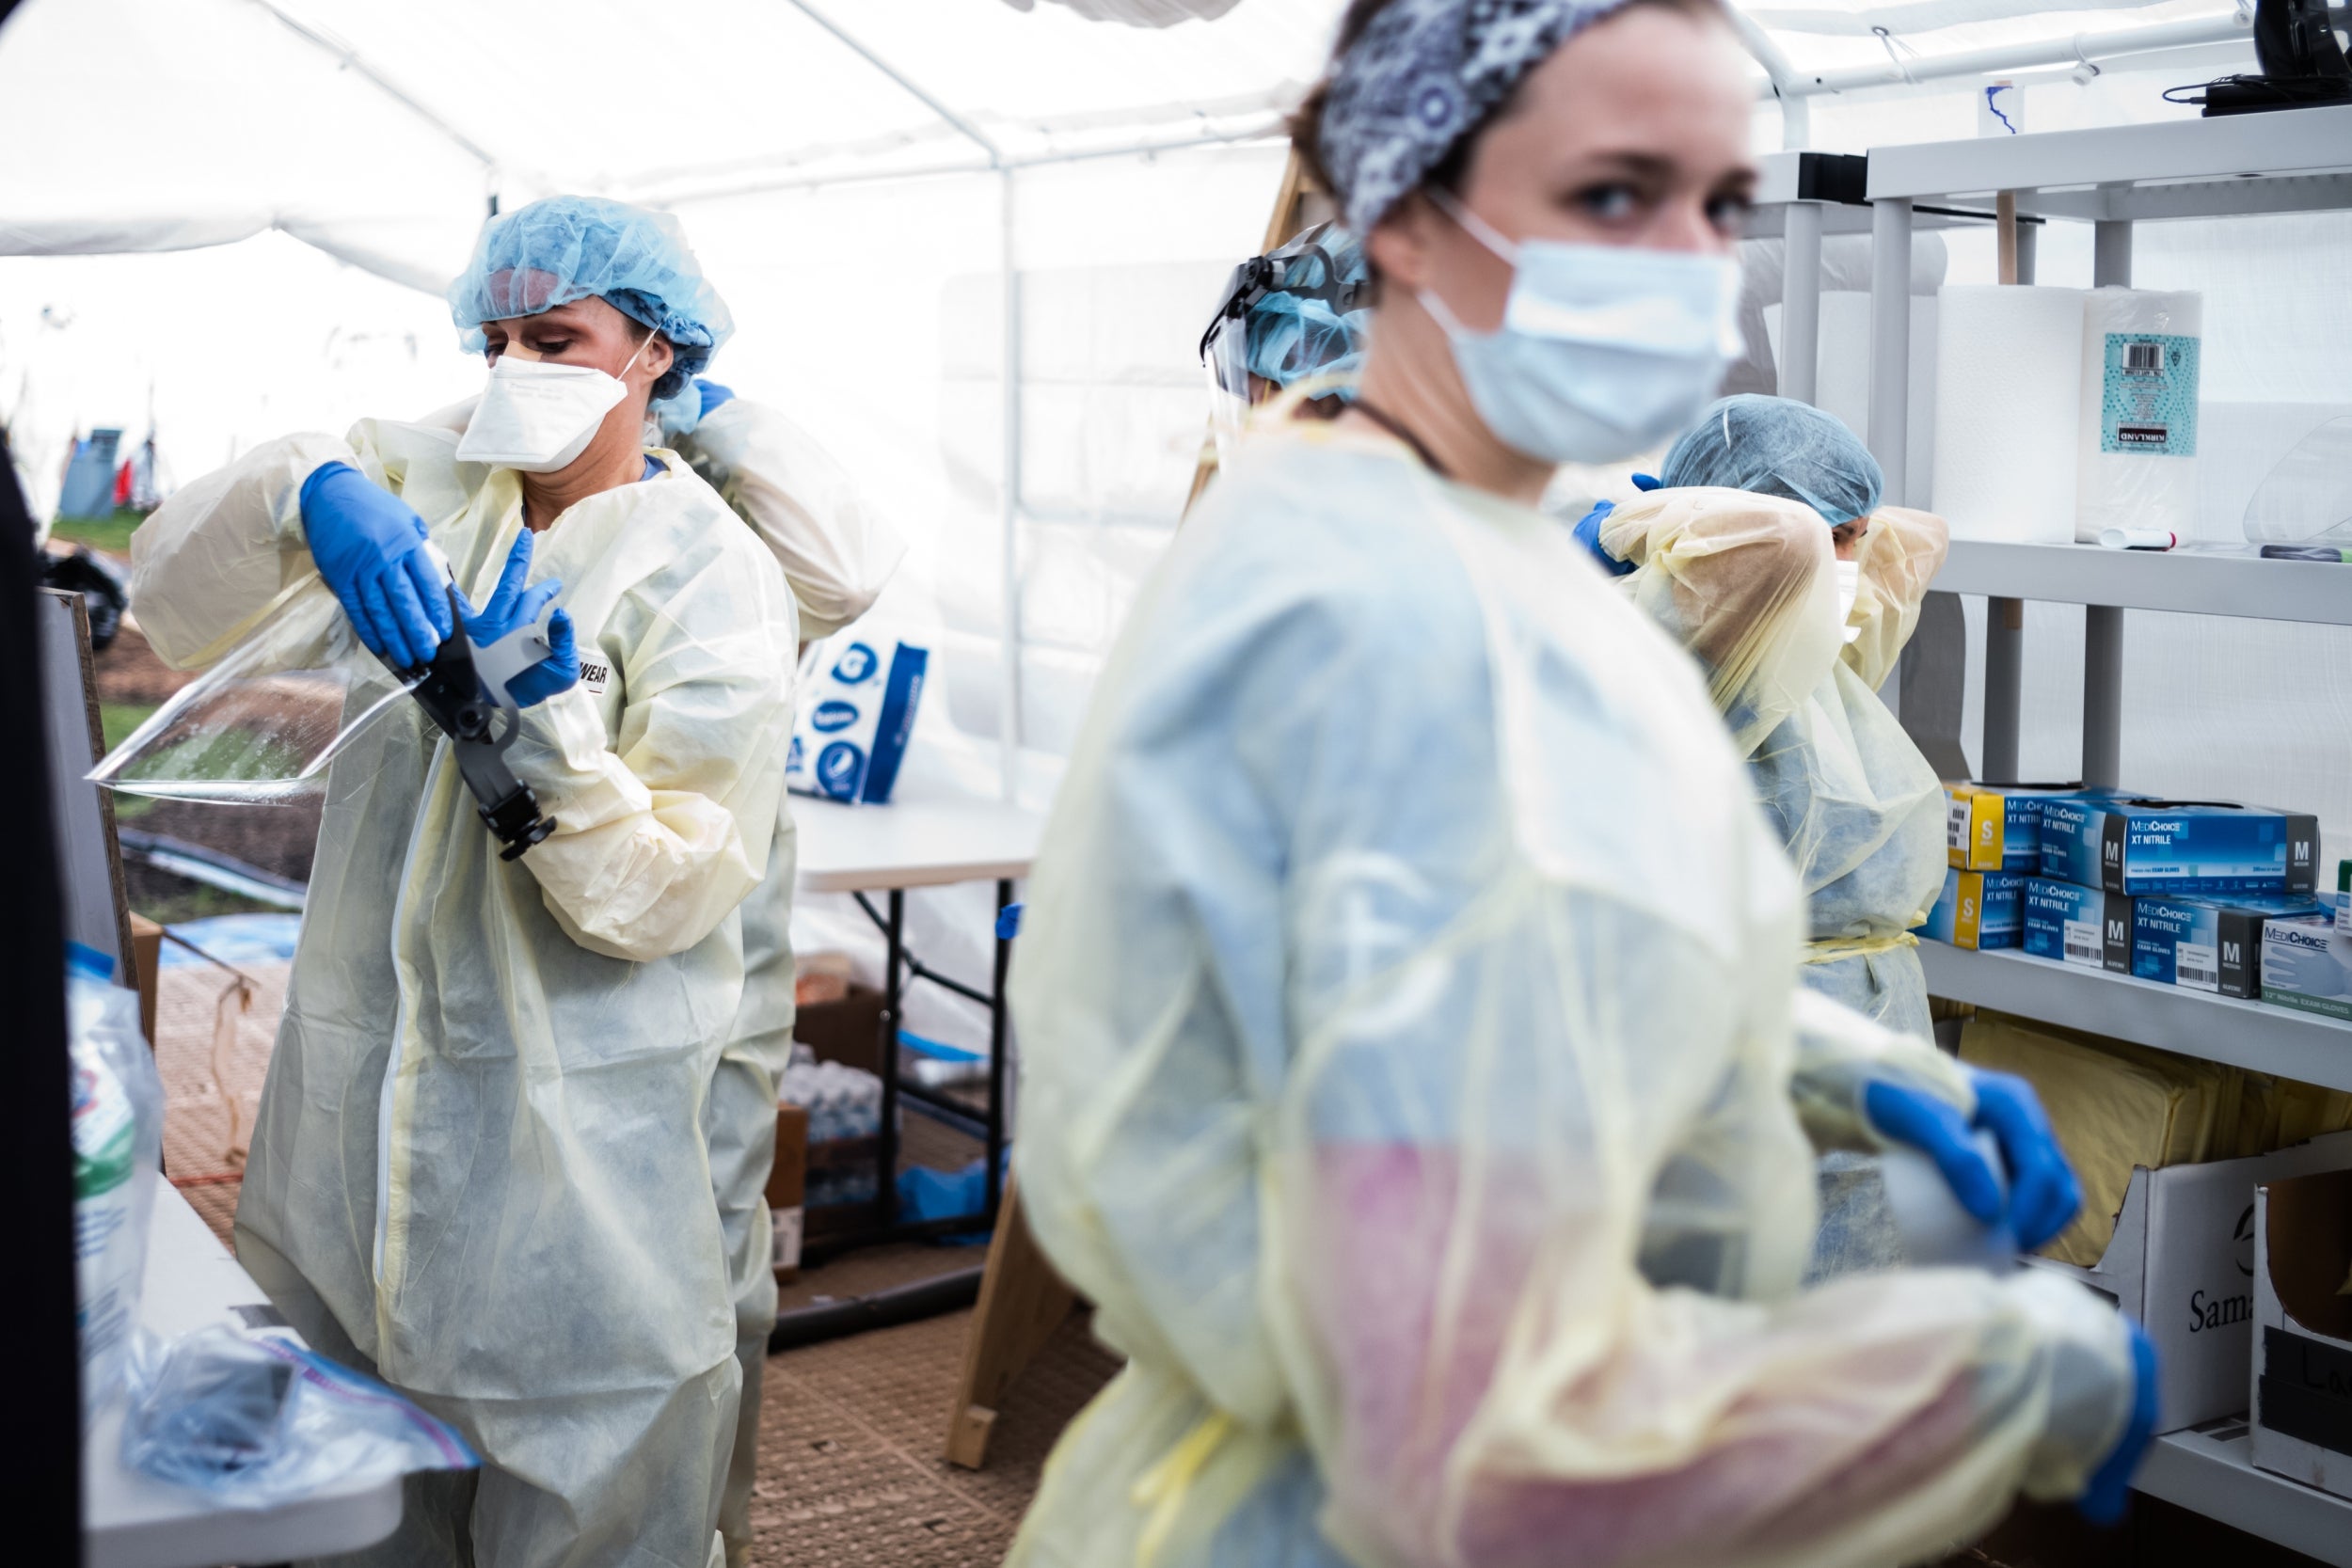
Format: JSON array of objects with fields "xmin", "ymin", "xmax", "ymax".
[
  {"xmin": 2262, "ymin": 894, "xmax": 2352, "ymax": 1022},
  {"xmin": 2250, "ymin": 1167, "xmax": 2352, "ymax": 1497},
  {"xmin": 2021, "ymin": 877, "xmax": 2132, "ymax": 972},
  {"xmin": 2040, "ymin": 799, "xmax": 2321, "ymax": 896},
  {"xmin": 2132, "ymin": 892, "xmax": 2323, "ymax": 999},
  {"xmin": 1916, "ymin": 867, "xmax": 2027, "ymax": 949},
  {"xmin": 2022, "ymin": 1129, "xmax": 2352, "ymax": 1431},
  {"xmin": 1946, "ymin": 783, "xmax": 2119, "ymax": 873},
  {"xmin": 793, "ymin": 981, "xmax": 886, "ymax": 1075},
  {"xmin": 768, "ymin": 1102, "xmax": 809, "ymax": 1280}
]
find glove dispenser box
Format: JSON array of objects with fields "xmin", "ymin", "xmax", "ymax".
[
  {"xmin": 2020, "ymin": 1130, "xmax": 2352, "ymax": 1432},
  {"xmin": 2250, "ymin": 1168, "xmax": 2352, "ymax": 1498}
]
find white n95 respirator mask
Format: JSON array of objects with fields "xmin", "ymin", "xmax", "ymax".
[
  {"xmin": 456, "ymin": 338, "xmax": 646, "ymax": 473},
  {"xmin": 1835, "ymin": 557, "xmax": 1864, "ymax": 643},
  {"xmin": 1420, "ymin": 192, "xmax": 1740, "ymax": 467}
]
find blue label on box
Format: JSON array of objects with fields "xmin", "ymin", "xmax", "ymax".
[
  {"xmin": 2041, "ymin": 801, "xmax": 2317, "ymax": 895},
  {"xmin": 2022, "ymin": 878, "xmax": 2131, "ymax": 971}
]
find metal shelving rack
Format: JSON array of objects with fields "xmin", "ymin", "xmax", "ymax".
[{"xmin": 1843, "ymin": 104, "xmax": 2352, "ymax": 1560}]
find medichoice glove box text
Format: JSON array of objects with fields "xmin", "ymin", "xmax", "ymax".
[
  {"xmin": 2249, "ymin": 1167, "xmax": 2352, "ymax": 1497},
  {"xmin": 2261, "ymin": 894, "xmax": 2352, "ymax": 1022},
  {"xmin": 2021, "ymin": 878, "xmax": 2132, "ymax": 972},
  {"xmin": 787, "ymin": 637, "xmax": 929, "ymax": 805},
  {"xmin": 2022, "ymin": 1129, "xmax": 2352, "ymax": 1432},
  {"xmin": 1917, "ymin": 868, "xmax": 2026, "ymax": 949},
  {"xmin": 1946, "ymin": 783, "xmax": 2122, "ymax": 873},
  {"xmin": 2132, "ymin": 893, "xmax": 2322, "ymax": 999},
  {"xmin": 2040, "ymin": 799, "xmax": 2320, "ymax": 896}
]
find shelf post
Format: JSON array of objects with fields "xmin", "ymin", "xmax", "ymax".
[
  {"xmin": 1867, "ymin": 198, "xmax": 1914, "ymax": 503},
  {"xmin": 1781, "ymin": 200, "xmax": 1824, "ymax": 405},
  {"xmin": 2082, "ymin": 218, "xmax": 2132, "ymax": 788},
  {"xmin": 1979, "ymin": 192, "xmax": 2030, "ymax": 783}
]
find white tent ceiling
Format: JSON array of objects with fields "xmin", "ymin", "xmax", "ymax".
[{"xmin": 0, "ymin": 0, "xmax": 2260, "ymax": 295}]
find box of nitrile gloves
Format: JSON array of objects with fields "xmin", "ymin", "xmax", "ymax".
[
  {"xmin": 1945, "ymin": 783, "xmax": 2123, "ymax": 873},
  {"xmin": 1917, "ymin": 868, "xmax": 2027, "ymax": 949},
  {"xmin": 2040, "ymin": 800, "xmax": 2321, "ymax": 896},
  {"xmin": 2021, "ymin": 878, "xmax": 2132, "ymax": 972},
  {"xmin": 2262, "ymin": 895, "xmax": 2352, "ymax": 1022},
  {"xmin": 2132, "ymin": 893, "xmax": 2323, "ymax": 998}
]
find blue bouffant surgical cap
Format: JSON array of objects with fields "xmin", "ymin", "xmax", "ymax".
[
  {"xmin": 1246, "ymin": 227, "xmax": 1372, "ymax": 391},
  {"xmin": 1660, "ymin": 395, "xmax": 1885, "ymax": 527},
  {"xmin": 449, "ymin": 196, "xmax": 733, "ymax": 402}
]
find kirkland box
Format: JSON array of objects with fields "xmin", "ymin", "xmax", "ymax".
[
  {"xmin": 2261, "ymin": 893, "xmax": 2352, "ymax": 1022},
  {"xmin": 2023, "ymin": 1130, "xmax": 2352, "ymax": 1432},
  {"xmin": 2021, "ymin": 878, "xmax": 2132, "ymax": 972},
  {"xmin": 2249, "ymin": 1167, "xmax": 2352, "ymax": 1497},
  {"xmin": 1917, "ymin": 868, "xmax": 2026, "ymax": 950},
  {"xmin": 2040, "ymin": 799, "xmax": 2320, "ymax": 896},
  {"xmin": 2132, "ymin": 893, "xmax": 2323, "ymax": 998},
  {"xmin": 1946, "ymin": 783, "xmax": 2123, "ymax": 873}
]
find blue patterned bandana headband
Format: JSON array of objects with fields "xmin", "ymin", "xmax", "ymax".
[{"xmin": 1316, "ymin": 0, "xmax": 1641, "ymax": 232}]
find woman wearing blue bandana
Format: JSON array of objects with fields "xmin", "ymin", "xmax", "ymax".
[{"xmin": 1005, "ymin": 3, "xmax": 2153, "ymax": 1564}]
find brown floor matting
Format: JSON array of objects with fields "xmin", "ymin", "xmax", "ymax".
[{"xmin": 752, "ymin": 1256, "xmax": 1118, "ymax": 1568}]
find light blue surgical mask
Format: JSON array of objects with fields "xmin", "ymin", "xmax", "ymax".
[{"xmin": 1418, "ymin": 193, "xmax": 1741, "ymax": 466}]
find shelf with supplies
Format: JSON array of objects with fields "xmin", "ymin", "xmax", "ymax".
[
  {"xmin": 1917, "ymin": 942, "xmax": 2352, "ymax": 1094},
  {"xmin": 1864, "ymin": 103, "xmax": 2352, "ymax": 220},
  {"xmin": 1933, "ymin": 541, "xmax": 2352, "ymax": 626},
  {"xmin": 2137, "ymin": 1421, "xmax": 2352, "ymax": 1568}
]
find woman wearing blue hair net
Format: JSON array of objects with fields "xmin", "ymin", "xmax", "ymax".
[
  {"xmin": 1586, "ymin": 395, "xmax": 2047, "ymax": 1280},
  {"xmin": 125, "ymin": 195, "xmax": 845, "ymax": 1568},
  {"xmin": 1003, "ymin": 4, "xmax": 2150, "ymax": 1566}
]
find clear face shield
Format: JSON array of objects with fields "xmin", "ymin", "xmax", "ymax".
[
  {"xmin": 1198, "ymin": 224, "xmax": 1367, "ymax": 469},
  {"xmin": 90, "ymin": 586, "xmax": 419, "ymax": 803}
]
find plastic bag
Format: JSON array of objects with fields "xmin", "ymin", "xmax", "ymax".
[
  {"xmin": 70, "ymin": 945, "xmax": 165, "ymax": 1418},
  {"xmin": 121, "ymin": 1326, "xmax": 477, "ymax": 1507}
]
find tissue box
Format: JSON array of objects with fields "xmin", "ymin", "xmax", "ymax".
[
  {"xmin": 2132, "ymin": 893, "xmax": 2323, "ymax": 998},
  {"xmin": 787, "ymin": 637, "xmax": 929, "ymax": 804},
  {"xmin": 1945, "ymin": 783, "xmax": 2119, "ymax": 873},
  {"xmin": 2250, "ymin": 1167, "xmax": 2352, "ymax": 1497},
  {"xmin": 2021, "ymin": 878, "xmax": 2132, "ymax": 972},
  {"xmin": 2262, "ymin": 895, "xmax": 2352, "ymax": 1022},
  {"xmin": 2040, "ymin": 799, "xmax": 2320, "ymax": 896},
  {"xmin": 1917, "ymin": 867, "xmax": 2026, "ymax": 949}
]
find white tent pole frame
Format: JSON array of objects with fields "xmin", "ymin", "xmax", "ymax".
[
  {"xmin": 1775, "ymin": 12, "xmax": 2249, "ymax": 98},
  {"xmin": 1727, "ymin": 8, "xmax": 1812, "ymax": 148},
  {"xmin": 784, "ymin": 1, "xmax": 1023, "ymax": 800},
  {"xmin": 241, "ymin": 0, "xmax": 502, "ymax": 173}
]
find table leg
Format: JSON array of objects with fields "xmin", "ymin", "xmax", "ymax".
[
  {"xmin": 879, "ymin": 888, "xmax": 905, "ymax": 1228},
  {"xmin": 985, "ymin": 878, "xmax": 1011, "ymax": 1223}
]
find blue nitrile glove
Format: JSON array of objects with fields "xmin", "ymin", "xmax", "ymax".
[
  {"xmin": 299, "ymin": 462, "xmax": 453, "ymax": 670},
  {"xmin": 2078, "ymin": 1323, "xmax": 2158, "ymax": 1527},
  {"xmin": 1629, "ymin": 471, "xmax": 1662, "ymax": 491},
  {"xmin": 693, "ymin": 379, "xmax": 735, "ymax": 418},
  {"xmin": 1571, "ymin": 499, "xmax": 1637, "ymax": 578},
  {"xmin": 455, "ymin": 530, "xmax": 579, "ymax": 709},
  {"xmin": 1864, "ymin": 1069, "xmax": 2082, "ymax": 1253}
]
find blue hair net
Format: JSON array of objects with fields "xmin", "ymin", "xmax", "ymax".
[
  {"xmin": 1244, "ymin": 226, "xmax": 1371, "ymax": 394},
  {"xmin": 1659, "ymin": 394, "xmax": 1883, "ymax": 527},
  {"xmin": 1247, "ymin": 293, "xmax": 1372, "ymax": 389},
  {"xmin": 449, "ymin": 197, "xmax": 733, "ymax": 402}
]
